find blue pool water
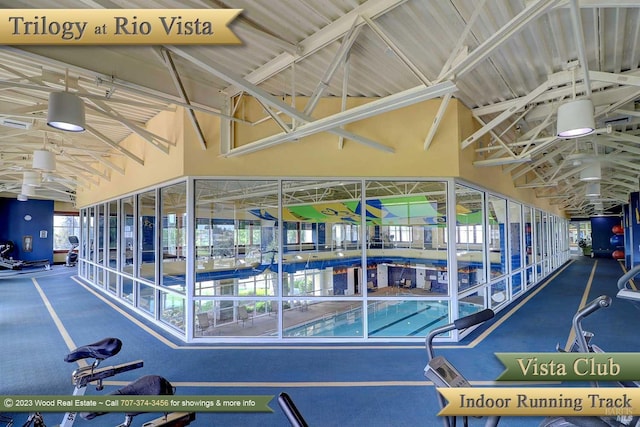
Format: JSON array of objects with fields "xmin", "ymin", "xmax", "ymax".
[{"xmin": 284, "ymin": 301, "xmax": 481, "ymax": 338}]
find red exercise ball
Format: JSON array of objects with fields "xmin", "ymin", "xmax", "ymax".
[
  {"xmin": 612, "ymin": 224, "xmax": 624, "ymax": 235},
  {"xmin": 612, "ymin": 249, "xmax": 625, "ymax": 260}
]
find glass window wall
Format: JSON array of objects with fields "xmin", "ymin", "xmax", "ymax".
[
  {"xmin": 160, "ymin": 182, "xmax": 187, "ymax": 292},
  {"xmin": 487, "ymin": 195, "xmax": 507, "ymax": 279},
  {"xmin": 137, "ymin": 190, "xmax": 157, "ymax": 283},
  {"xmin": 455, "ymin": 185, "xmax": 485, "ymax": 292},
  {"xmin": 107, "ymin": 200, "xmax": 118, "ymax": 294},
  {"xmin": 78, "ymin": 178, "xmax": 569, "ymax": 343}
]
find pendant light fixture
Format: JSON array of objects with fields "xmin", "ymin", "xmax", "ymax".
[
  {"xmin": 23, "ymin": 171, "xmax": 41, "ymax": 187},
  {"xmin": 47, "ymin": 69, "xmax": 85, "ymax": 132},
  {"xmin": 585, "ymin": 181, "xmax": 600, "ymax": 197},
  {"xmin": 579, "ymin": 162, "xmax": 601, "ymax": 181},
  {"xmin": 21, "ymin": 183, "xmax": 36, "ymax": 197},
  {"xmin": 32, "ymin": 149, "xmax": 56, "ymax": 171},
  {"xmin": 556, "ymin": 67, "xmax": 595, "ymax": 138},
  {"xmin": 557, "ymin": 99, "xmax": 595, "ymax": 138}
]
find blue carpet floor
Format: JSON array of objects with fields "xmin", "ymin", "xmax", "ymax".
[{"xmin": 1, "ymin": 256, "xmax": 636, "ymax": 427}]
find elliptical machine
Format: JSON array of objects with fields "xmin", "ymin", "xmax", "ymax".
[
  {"xmin": 424, "ymin": 308, "xmax": 500, "ymax": 427},
  {"xmin": 65, "ymin": 236, "xmax": 79, "ymax": 267}
]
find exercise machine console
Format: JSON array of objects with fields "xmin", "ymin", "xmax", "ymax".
[
  {"xmin": 424, "ymin": 308, "xmax": 498, "ymax": 427},
  {"xmin": 65, "ymin": 236, "xmax": 79, "ymax": 267}
]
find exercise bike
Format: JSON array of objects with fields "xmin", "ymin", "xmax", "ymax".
[
  {"xmin": 540, "ymin": 295, "xmax": 640, "ymax": 427},
  {"xmin": 424, "ymin": 308, "xmax": 499, "ymax": 427},
  {"xmin": 65, "ymin": 236, "xmax": 79, "ymax": 267},
  {"xmin": 79, "ymin": 375, "xmax": 195, "ymax": 427},
  {"xmin": 21, "ymin": 338, "xmax": 194, "ymax": 427}
]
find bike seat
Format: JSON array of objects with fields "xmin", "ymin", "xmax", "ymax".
[
  {"xmin": 82, "ymin": 375, "xmax": 175, "ymax": 420},
  {"xmin": 64, "ymin": 337, "xmax": 122, "ymax": 363}
]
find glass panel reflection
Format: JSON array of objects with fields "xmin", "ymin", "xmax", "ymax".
[
  {"xmin": 488, "ymin": 195, "xmax": 507, "ymax": 278},
  {"xmin": 455, "ymin": 185, "xmax": 484, "ymax": 292},
  {"xmin": 282, "ymin": 180, "xmax": 363, "ymax": 297},
  {"xmin": 161, "ymin": 182, "xmax": 186, "ymax": 293},
  {"xmin": 160, "ymin": 291, "xmax": 185, "ymax": 331},
  {"xmin": 193, "ymin": 299, "xmax": 277, "ymax": 337},
  {"xmin": 138, "ymin": 190, "xmax": 156, "ymax": 282},
  {"xmin": 193, "ymin": 179, "xmax": 279, "ymax": 298},
  {"xmin": 365, "ymin": 180, "xmax": 448, "ymax": 296}
]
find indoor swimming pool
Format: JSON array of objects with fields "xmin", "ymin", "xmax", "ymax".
[{"xmin": 283, "ymin": 300, "xmax": 481, "ymax": 338}]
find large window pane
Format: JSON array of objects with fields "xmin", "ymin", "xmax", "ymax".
[
  {"xmin": 365, "ymin": 180, "xmax": 447, "ymax": 296},
  {"xmin": 193, "ymin": 299, "xmax": 277, "ymax": 337},
  {"xmin": 121, "ymin": 196, "xmax": 135, "ymax": 278},
  {"xmin": 282, "ymin": 180, "xmax": 362, "ymax": 298},
  {"xmin": 488, "ymin": 195, "xmax": 507, "ymax": 278},
  {"xmin": 523, "ymin": 205, "xmax": 533, "ymax": 266},
  {"xmin": 138, "ymin": 190, "xmax": 156, "ymax": 282},
  {"xmin": 509, "ymin": 201, "xmax": 522, "ymax": 271},
  {"xmin": 193, "ymin": 179, "xmax": 278, "ymax": 298},
  {"xmin": 283, "ymin": 301, "xmax": 363, "ymax": 338},
  {"xmin": 455, "ymin": 185, "xmax": 484, "ymax": 291},
  {"xmin": 161, "ymin": 182, "xmax": 186, "ymax": 293},
  {"xmin": 53, "ymin": 214, "xmax": 80, "ymax": 251},
  {"xmin": 107, "ymin": 201, "xmax": 118, "ymax": 270}
]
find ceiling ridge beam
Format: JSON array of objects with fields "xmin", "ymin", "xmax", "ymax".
[
  {"xmin": 84, "ymin": 101, "xmax": 171, "ymax": 154},
  {"xmin": 304, "ymin": 20, "xmax": 362, "ymax": 116},
  {"xmin": 85, "ymin": 124, "xmax": 144, "ymax": 166},
  {"xmin": 424, "ymin": 93, "xmax": 452, "ymax": 150},
  {"xmin": 158, "ymin": 48, "xmax": 208, "ymax": 150},
  {"xmin": 443, "ymin": 0, "xmax": 562, "ymax": 80},
  {"xmin": 361, "ymin": 15, "xmax": 432, "ymax": 86},
  {"xmin": 223, "ymin": 81, "xmax": 456, "ymax": 157},
  {"xmin": 167, "ymin": 46, "xmax": 409, "ymax": 154},
  {"xmin": 223, "ymin": 0, "xmax": 410, "ymax": 97},
  {"xmin": 461, "ymin": 77, "xmax": 552, "ymax": 149}
]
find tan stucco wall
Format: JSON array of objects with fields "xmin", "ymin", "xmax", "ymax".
[
  {"xmin": 75, "ymin": 109, "xmax": 184, "ymax": 206},
  {"xmin": 184, "ymin": 96, "xmax": 460, "ymax": 178},
  {"xmin": 76, "ymin": 95, "xmax": 564, "ymax": 217}
]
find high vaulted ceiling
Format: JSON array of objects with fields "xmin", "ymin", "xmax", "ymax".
[{"xmin": 0, "ymin": 0, "xmax": 639, "ymax": 217}]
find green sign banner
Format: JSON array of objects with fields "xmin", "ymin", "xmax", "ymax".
[
  {"xmin": 0, "ymin": 395, "xmax": 274, "ymax": 413},
  {"xmin": 496, "ymin": 353, "xmax": 640, "ymax": 382}
]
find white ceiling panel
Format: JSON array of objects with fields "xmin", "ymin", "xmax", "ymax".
[{"xmin": 0, "ymin": 0, "xmax": 638, "ymax": 216}]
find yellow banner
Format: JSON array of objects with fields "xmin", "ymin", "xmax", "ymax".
[
  {"xmin": 0, "ymin": 9, "xmax": 242, "ymax": 44},
  {"xmin": 438, "ymin": 387, "xmax": 636, "ymax": 417}
]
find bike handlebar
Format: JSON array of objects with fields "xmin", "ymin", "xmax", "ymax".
[
  {"xmin": 573, "ymin": 295, "xmax": 611, "ymax": 353},
  {"xmin": 617, "ymin": 264, "xmax": 640, "ymax": 290},
  {"xmin": 426, "ymin": 308, "xmax": 495, "ymax": 360},
  {"xmin": 454, "ymin": 308, "xmax": 495, "ymax": 330}
]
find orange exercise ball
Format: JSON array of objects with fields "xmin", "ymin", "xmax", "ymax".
[
  {"xmin": 612, "ymin": 249, "xmax": 625, "ymax": 260},
  {"xmin": 612, "ymin": 224, "xmax": 624, "ymax": 235}
]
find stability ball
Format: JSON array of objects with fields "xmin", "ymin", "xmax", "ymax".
[
  {"xmin": 610, "ymin": 234, "xmax": 624, "ymax": 247},
  {"xmin": 612, "ymin": 224, "xmax": 624, "ymax": 235},
  {"xmin": 612, "ymin": 249, "xmax": 625, "ymax": 260}
]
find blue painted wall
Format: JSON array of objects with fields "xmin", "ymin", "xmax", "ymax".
[
  {"xmin": 630, "ymin": 192, "xmax": 640, "ymax": 267},
  {"xmin": 623, "ymin": 203, "xmax": 631, "ymax": 268},
  {"xmin": 0, "ymin": 197, "xmax": 54, "ymax": 263},
  {"xmin": 590, "ymin": 216, "xmax": 623, "ymax": 258}
]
